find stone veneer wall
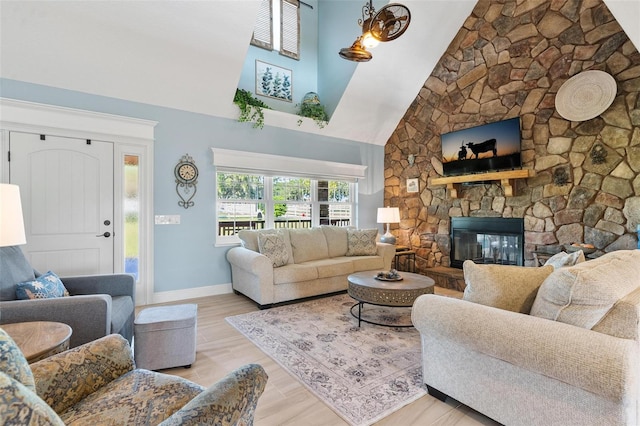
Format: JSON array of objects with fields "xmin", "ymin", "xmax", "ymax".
[{"xmin": 384, "ymin": 0, "xmax": 640, "ymax": 268}]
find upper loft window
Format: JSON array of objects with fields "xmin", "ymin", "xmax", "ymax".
[{"xmin": 251, "ymin": 0, "xmax": 300, "ymax": 60}]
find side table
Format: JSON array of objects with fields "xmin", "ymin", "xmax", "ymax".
[
  {"xmin": 394, "ymin": 247, "xmax": 416, "ymax": 272},
  {"xmin": 2, "ymin": 321, "xmax": 72, "ymax": 363}
]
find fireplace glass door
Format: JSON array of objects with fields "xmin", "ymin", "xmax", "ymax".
[{"xmin": 450, "ymin": 217, "xmax": 524, "ymax": 268}]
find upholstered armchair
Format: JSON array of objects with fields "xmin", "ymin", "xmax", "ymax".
[
  {"xmin": 0, "ymin": 329, "xmax": 268, "ymax": 425},
  {"xmin": 0, "ymin": 246, "xmax": 135, "ymax": 348},
  {"xmin": 412, "ymin": 249, "xmax": 640, "ymax": 426}
]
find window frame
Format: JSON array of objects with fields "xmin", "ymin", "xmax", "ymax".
[
  {"xmin": 211, "ymin": 148, "xmax": 367, "ymax": 248},
  {"xmin": 250, "ymin": 0, "xmax": 273, "ymax": 51},
  {"xmin": 215, "ymin": 172, "xmax": 356, "ymax": 245},
  {"xmin": 279, "ymin": 0, "xmax": 300, "ymax": 60},
  {"xmin": 251, "ymin": 0, "xmax": 300, "ymax": 60}
]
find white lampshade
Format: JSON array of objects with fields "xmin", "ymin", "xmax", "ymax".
[
  {"xmin": 377, "ymin": 207, "xmax": 400, "ymax": 224},
  {"xmin": 0, "ymin": 184, "xmax": 27, "ymax": 247},
  {"xmin": 377, "ymin": 206, "xmax": 400, "ymax": 245}
]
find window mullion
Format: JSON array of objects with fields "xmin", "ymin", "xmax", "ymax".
[
  {"xmin": 310, "ymin": 179, "xmax": 318, "ymax": 227},
  {"xmin": 264, "ymin": 177, "xmax": 274, "ymax": 228}
]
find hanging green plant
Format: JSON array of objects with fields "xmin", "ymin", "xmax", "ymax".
[
  {"xmin": 297, "ymin": 92, "xmax": 328, "ymax": 129},
  {"xmin": 233, "ymin": 89, "xmax": 271, "ymax": 129}
]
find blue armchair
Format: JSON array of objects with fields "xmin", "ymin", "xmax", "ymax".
[{"xmin": 0, "ymin": 246, "xmax": 135, "ymax": 348}]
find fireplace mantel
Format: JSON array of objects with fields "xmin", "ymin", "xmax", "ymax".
[{"xmin": 431, "ymin": 169, "xmax": 536, "ymax": 198}]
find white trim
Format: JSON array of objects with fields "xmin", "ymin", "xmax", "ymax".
[
  {"xmin": 0, "ymin": 98, "xmax": 156, "ymax": 306},
  {"xmin": 211, "ymin": 148, "xmax": 367, "ymax": 181},
  {"xmin": 0, "ymin": 98, "xmax": 156, "ymax": 142},
  {"xmin": 150, "ymin": 283, "xmax": 233, "ymax": 305}
]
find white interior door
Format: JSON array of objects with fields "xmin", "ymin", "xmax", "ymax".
[{"xmin": 10, "ymin": 132, "xmax": 114, "ymax": 276}]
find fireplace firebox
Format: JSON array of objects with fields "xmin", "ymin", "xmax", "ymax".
[{"xmin": 450, "ymin": 217, "xmax": 524, "ymax": 269}]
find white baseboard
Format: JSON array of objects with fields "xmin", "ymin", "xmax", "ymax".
[{"xmin": 147, "ymin": 283, "xmax": 233, "ymax": 306}]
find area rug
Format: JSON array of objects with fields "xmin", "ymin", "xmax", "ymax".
[{"xmin": 226, "ymin": 293, "xmax": 426, "ymax": 426}]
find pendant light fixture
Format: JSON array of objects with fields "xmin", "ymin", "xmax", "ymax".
[{"xmin": 339, "ymin": 1, "xmax": 411, "ymax": 62}]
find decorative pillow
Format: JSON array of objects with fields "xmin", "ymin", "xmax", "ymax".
[
  {"xmin": 462, "ymin": 261, "xmax": 554, "ymax": 313},
  {"xmin": 15, "ymin": 271, "xmax": 69, "ymax": 300},
  {"xmin": 258, "ymin": 233, "xmax": 289, "ymax": 268},
  {"xmin": 346, "ymin": 229, "xmax": 378, "ymax": 256},
  {"xmin": 0, "ymin": 328, "xmax": 35, "ymax": 392},
  {"xmin": 0, "ymin": 372, "xmax": 64, "ymax": 425},
  {"xmin": 544, "ymin": 250, "xmax": 585, "ymax": 269},
  {"xmin": 530, "ymin": 250, "xmax": 640, "ymax": 329}
]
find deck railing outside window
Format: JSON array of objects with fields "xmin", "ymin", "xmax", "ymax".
[{"xmin": 217, "ymin": 218, "xmax": 351, "ymax": 236}]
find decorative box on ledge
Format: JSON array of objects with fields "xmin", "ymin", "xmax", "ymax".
[{"xmin": 431, "ymin": 169, "xmax": 536, "ymax": 198}]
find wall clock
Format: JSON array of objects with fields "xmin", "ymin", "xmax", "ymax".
[{"xmin": 175, "ymin": 154, "xmax": 198, "ymax": 209}]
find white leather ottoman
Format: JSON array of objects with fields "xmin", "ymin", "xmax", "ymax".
[{"xmin": 134, "ymin": 303, "xmax": 197, "ymax": 370}]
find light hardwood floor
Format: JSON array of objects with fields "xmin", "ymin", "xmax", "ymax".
[{"xmin": 139, "ymin": 288, "xmax": 500, "ymax": 426}]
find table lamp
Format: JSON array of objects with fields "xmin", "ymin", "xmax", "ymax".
[
  {"xmin": 0, "ymin": 183, "xmax": 27, "ymax": 247},
  {"xmin": 377, "ymin": 206, "xmax": 400, "ymax": 245}
]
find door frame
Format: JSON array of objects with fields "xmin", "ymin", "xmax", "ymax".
[{"xmin": 0, "ymin": 98, "xmax": 157, "ymax": 306}]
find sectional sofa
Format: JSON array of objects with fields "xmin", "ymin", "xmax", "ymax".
[{"xmin": 226, "ymin": 226, "xmax": 395, "ymax": 308}]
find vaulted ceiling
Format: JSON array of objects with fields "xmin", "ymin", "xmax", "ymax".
[{"xmin": 1, "ymin": 1, "xmax": 638, "ymax": 146}]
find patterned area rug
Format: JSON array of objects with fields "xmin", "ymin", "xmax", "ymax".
[{"xmin": 226, "ymin": 293, "xmax": 426, "ymax": 426}]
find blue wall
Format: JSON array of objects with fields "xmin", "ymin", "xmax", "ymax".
[
  {"xmin": 0, "ymin": 78, "xmax": 384, "ymax": 294},
  {"xmin": 318, "ymin": 0, "xmax": 361, "ymax": 115}
]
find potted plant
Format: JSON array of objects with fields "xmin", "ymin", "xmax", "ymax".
[
  {"xmin": 233, "ymin": 89, "xmax": 271, "ymax": 129},
  {"xmin": 297, "ymin": 92, "xmax": 328, "ymax": 129}
]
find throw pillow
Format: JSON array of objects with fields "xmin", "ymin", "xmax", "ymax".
[
  {"xmin": 530, "ymin": 250, "xmax": 640, "ymax": 330},
  {"xmin": 346, "ymin": 229, "xmax": 378, "ymax": 256},
  {"xmin": 15, "ymin": 271, "xmax": 69, "ymax": 300},
  {"xmin": 0, "ymin": 328, "xmax": 35, "ymax": 392},
  {"xmin": 0, "ymin": 372, "xmax": 65, "ymax": 425},
  {"xmin": 258, "ymin": 233, "xmax": 289, "ymax": 268},
  {"xmin": 462, "ymin": 261, "xmax": 554, "ymax": 313},
  {"xmin": 544, "ymin": 250, "xmax": 585, "ymax": 269}
]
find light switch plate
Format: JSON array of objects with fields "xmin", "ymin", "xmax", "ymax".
[{"xmin": 155, "ymin": 215, "xmax": 181, "ymax": 225}]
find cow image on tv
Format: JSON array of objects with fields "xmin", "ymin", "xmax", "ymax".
[
  {"xmin": 466, "ymin": 138, "xmax": 497, "ymax": 159},
  {"xmin": 441, "ymin": 117, "xmax": 522, "ymax": 177}
]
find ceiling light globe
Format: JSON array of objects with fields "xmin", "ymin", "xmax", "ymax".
[{"xmin": 361, "ymin": 32, "xmax": 379, "ymax": 49}]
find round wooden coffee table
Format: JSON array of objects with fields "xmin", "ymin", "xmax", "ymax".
[
  {"xmin": 3, "ymin": 321, "xmax": 72, "ymax": 363},
  {"xmin": 347, "ymin": 271, "xmax": 435, "ymax": 327}
]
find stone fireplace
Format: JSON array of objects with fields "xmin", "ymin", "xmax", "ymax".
[
  {"xmin": 382, "ymin": 0, "xmax": 640, "ymax": 282},
  {"xmin": 450, "ymin": 217, "xmax": 524, "ymax": 268}
]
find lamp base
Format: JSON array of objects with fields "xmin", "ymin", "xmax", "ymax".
[{"xmin": 380, "ymin": 232, "xmax": 396, "ymax": 245}]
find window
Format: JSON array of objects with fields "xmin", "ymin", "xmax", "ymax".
[
  {"xmin": 211, "ymin": 148, "xmax": 366, "ymax": 244},
  {"xmin": 216, "ymin": 173, "xmax": 355, "ymax": 243},
  {"xmin": 318, "ymin": 180, "xmax": 352, "ymax": 227},
  {"xmin": 123, "ymin": 155, "xmax": 140, "ymax": 279},
  {"xmin": 217, "ymin": 174, "xmax": 266, "ymax": 236},
  {"xmin": 251, "ymin": 0, "xmax": 300, "ymax": 60}
]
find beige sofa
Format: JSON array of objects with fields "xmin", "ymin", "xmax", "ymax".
[
  {"xmin": 412, "ymin": 249, "xmax": 640, "ymax": 426},
  {"xmin": 227, "ymin": 226, "xmax": 394, "ymax": 308}
]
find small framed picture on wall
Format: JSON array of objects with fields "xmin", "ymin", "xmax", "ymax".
[
  {"xmin": 255, "ymin": 60, "xmax": 293, "ymax": 102},
  {"xmin": 407, "ymin": 178, "xmax": 419, "ymax": 193}
]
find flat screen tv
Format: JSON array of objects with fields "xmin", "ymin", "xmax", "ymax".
[{"xmin": 441, "ymin": 117, "xmax": 522, "ymax": 177}]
